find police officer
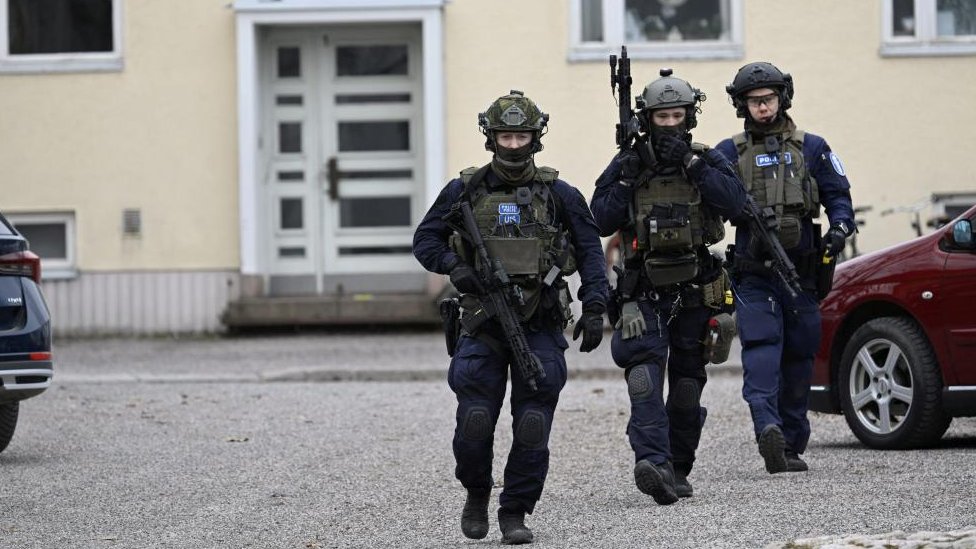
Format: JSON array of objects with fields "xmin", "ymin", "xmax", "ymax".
[
  {"xmin": 591, "ymin": 70, "xmax": 746, "ymax": 504},
  {"xmin": 413, "ymin": 91, "xmax": 608, "ymax": 544},
  {"xmin": 715, "ymin": 62, "xmax": 855, "ymax": 474}
]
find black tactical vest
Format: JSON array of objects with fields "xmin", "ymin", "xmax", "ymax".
[
  {"xmin": 450, "ymin": 165, "xmax": 575, "ymax": 321},
  {"xmin": 620, "ymin": 143, "xmax": 725, "ymax": 287},
  {"xmin": 732, "ymin": 130, "xmax": 820, "ymax": 249}
]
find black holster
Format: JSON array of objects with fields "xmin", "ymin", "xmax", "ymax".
[
  {"xmin": 812, "ymin": 224, "xmax": 836, "ymax": 300},
  {"xmin": 439, "ymin": 298, "xmax": 461, "ymax": 356}
]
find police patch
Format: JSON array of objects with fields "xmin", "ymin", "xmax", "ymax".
[
  {"xmin": 498, "ymin": 203, "xmax": 520, "ymax": 225},
  {"xmin": 829, "ymin": 152, "xmax": 846, "ymax": 176},
  {"xmin": 755, "ymin": 152, "xmax": 792, "ymax": 168}
]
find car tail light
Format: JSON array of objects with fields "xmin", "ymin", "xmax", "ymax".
[
  {"xmin": 30, "ymin": 352, "xmax": 52, "ymax": 361},
  {"xmin": 0, "ymin": 250, "xmax": 41, "ymax": 283}
]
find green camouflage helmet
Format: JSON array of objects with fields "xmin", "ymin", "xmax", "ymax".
[
  {"xmin": 639, "ymin": 69, "xmax": 705, "ymax": 130},
  {"xmin": 479, "ymin": 90, "xmax": 549, "ymax": 151}
]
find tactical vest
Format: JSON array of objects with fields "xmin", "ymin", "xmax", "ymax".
[
  {"xmin": 620, "ymin": 143, "xmax": 725, "ymax": 287},
  {"xmin": 732, "ymin": 130, "xmax": 820, "ymax": 250},
  {"xmin": 449, "ymin": 165, "xmax": 576, "ymax": 321}
]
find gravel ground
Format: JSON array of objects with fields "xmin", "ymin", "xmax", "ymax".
[{"xmin": 0, "ymin": 332, "xmax": 972, "ymax": 548}]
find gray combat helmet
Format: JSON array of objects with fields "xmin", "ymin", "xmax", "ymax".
[
  {"xmin": 639, "ymin": 69, "xmax": 705, "ymax": 130},
  {"xmin": 478, "ymin": 90, "xmax": 549, "ymax": 152},
  {"xmin": 726, "ymin": 61, "xmax": 794, "ymax": 118}
]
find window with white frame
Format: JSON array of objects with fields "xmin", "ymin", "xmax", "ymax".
[
  {"xmin": 883, "ymin": 0, "xmax": 976, "ymax": 56},
  {"xmin": 571, "ymin": 0, "xmax": 743, "ymax": 61},
  {"xmin": 0, "ymin": 0, "xmax": 122, "ymax": 73},
  {"xmin": 6, "ymin": 212, "xmax": 76, "ymax": 279}
]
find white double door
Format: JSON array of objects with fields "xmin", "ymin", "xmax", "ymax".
[{"xmin": 260, "ymin": 25, "xmax": 424, "ymax": 290}]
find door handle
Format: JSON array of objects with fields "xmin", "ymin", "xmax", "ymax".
[{"xmin": 326, "ymin": 156, "xmax": 343, "ymax": 201}]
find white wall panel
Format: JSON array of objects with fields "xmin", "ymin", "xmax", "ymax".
[{"xmin": 40, "ymin": 271, "xmax": 241, "ymax": 336}]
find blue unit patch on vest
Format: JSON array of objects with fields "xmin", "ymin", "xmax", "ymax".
[
  {"xmin": 829, "ymin": 152, "xmax": 846, "ymax": 176},
  {"xmin": 498, "ymin": 203, "xmax": 520, "ymax": 225},
  {"xmin": 755, "ymin": 152, "xmax": 793, "ymax": 168}
]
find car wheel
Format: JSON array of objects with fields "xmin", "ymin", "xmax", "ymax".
[
  {"xmin": 0, "ymin": 401, "xmax": 18, "ymax": 453},
  {"xmin": 838, "ymin": 316, "xmax": 951, "ymax": 449}
]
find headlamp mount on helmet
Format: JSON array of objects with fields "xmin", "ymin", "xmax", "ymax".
[
  {"xmin": 637, "ymin": 68, "xmax": 706, "ymax": 131},
  {"xmin": 479, "ymin": 90, "xmax": 549, "ymax": 153},
  {"xmin": 726, "ymin": 61, "xmax": 794, "ymax": 118}
]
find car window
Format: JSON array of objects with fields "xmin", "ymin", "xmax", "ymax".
[{"xmin": 0, "ymin": 215, "xmax": 15, "ymax": 236}]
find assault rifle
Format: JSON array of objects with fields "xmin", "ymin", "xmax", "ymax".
[
  {"xmin": 741, "ymin": 196, "xmax": 804, "ymax": 300},
  {"xmin": 444, "ymin": 201, "xmax": 546, "ymax": 391},
  {"xmin": 609, "ymin": 46, "xmax": 644, "ymax": 150}
]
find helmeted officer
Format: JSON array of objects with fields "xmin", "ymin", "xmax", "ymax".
[
  {"xmin": 715, "ymin": 62, "xmax": 855, "ymax": 474},
  {"xmin": 413, "ymin": 91, "xmax": 608, "ymax": 544},
  {"xmin": 590, "ymin": 70, "xmax": 746, "ymax": 504}
]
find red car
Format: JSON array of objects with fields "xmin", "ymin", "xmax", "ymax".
[{"xmin": 811, "ymin": 204, "xmax": 976, "ymax": 449}]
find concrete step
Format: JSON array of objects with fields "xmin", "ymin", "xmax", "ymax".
[{"xmin": 221, "ymin": 292, "xmax": 441, "ymax": 328}]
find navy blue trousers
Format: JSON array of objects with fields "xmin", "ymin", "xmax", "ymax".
[
  {"xmin": 734, "ymin": 273, "xmax": 821, "ymax": 454},
  {"xmin": 610, "ymin": 294, "xmax": 710, "ymax": 474},
  {"xmin": 448, "ymin": 330, "xmax": 568, "ymax": 514}
]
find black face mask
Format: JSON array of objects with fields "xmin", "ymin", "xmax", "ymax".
[
  {"xmin": 650, "ymin": 124, "xmax": 691, "ymax": 148},
  {"xmin": 491, "ymin": 141, "xmax": 536, "ymax": 184}
]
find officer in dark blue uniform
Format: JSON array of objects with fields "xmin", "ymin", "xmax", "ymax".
[
  {"xmin": 715, "ymin": 62, "xmax": 855, "ymax": 474},
  {"xmin": 413, "ymin": 91, "xmax": 607, "ymax": 545},
  {"xmin": 591, "ymin": 70, "xmax": 746, "ymax": 504}
]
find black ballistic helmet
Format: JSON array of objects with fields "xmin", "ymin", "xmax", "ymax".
[
  {"xmin": 726, "ymin": 62, "xmax": 794, "ymax": 119},
  {"xmin": 638, "ymin": 68, "xmax": 705, "ymax": 130}
]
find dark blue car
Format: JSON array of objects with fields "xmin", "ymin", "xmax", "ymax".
[{"xmin": 0, "ymin": 212, "xmax": 53, "ymax": 454}]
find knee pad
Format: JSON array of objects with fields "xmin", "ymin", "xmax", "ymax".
[
  {"xmin": 460, "ymin": 405, "xmax": 493, "ymax": 442},
  {"xmin": 626, "ymin": 364, "xmax": 654, "ymax": 401},
  {"xmin": 514, "ymin": 409, "xmax": 547, "ymax": 449},
  {"xmin": 672, "ymin": 378, "xmax": 701, "ymax": 410}
]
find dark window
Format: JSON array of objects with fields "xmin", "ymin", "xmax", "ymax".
[
  {"xmin": 335, "ymin": 93, "xmax": 411, "ymax": 104},
  {"xmin": 279, "ymin": 122, "xmax": 302, "ymax": 154},
  {"xmin": 581, "ymin": 0, "xmax": 604, "ymax": 42},
  {"xmin": 339, "ymin": 197, "xmax": 410, "ymax": 228},
  {"xmin": 277, "ymin": 46, "xmax": 300, "ymax": 78},
  {"xmin": 280, "ymin": 198, "xmax": 303, "ymax": 230},
  {"xmin": 338, "ymin": 246, "xmax": 412, "ymax": 256},
  {"xmin": 277, "ymin": 171, "xmax": 304, "ymax": 182},
  {"xmin": 276, "ymin": 95, "xmax": 303, "ymax": 106},
  {"xmin": 892, "ymin": 0, "xmax": 916, "ymax": 36},
  {"xmin": 338, "ymin": 121, "xmax": 409, "ymax": 152},
  {"xmin": 8, "ymin": 0, "xmax": 114, "ymax": 54},
  {"xmin": 12, "ymin": 222, "xmax": 67, "ymax": 259},
  {"xmin": 336, "ymin": 45, "xmax": 408, "ymax": 76},
  {"xmin": 624, "ymin": 0, "xmax": 728, "ymax": 42},
  {"xmin": 278, "ymin": 246, "xmax": 305, "ymax": 258}
]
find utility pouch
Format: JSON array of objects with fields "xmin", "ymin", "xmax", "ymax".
[
  {"xmin": 702, "ymin": 269, "xmax": 732, "ymax": 310},
  {"xmin": 703, "ymin": 312, "xmax": 736, "ymax": 364},
  {"xmin": 459, "ymin": 295, "xmax": 493, "ymax": 335},
  {"xmin": 644, "ymin": 252, "xmax": 698, "ymax": 287},
  {"xmin": 777, "ymin": 214, "xmax": 802, "ymax": 250},
  {"xmin": 482, "ymin": 237, "xmax": 541, "ymax": 276},
  {"xmin": 644, "ymin": 204, "xmax": 693, "ymax": 253},
  {"xmin": 439, "ymin": 298, "xmax": 461, "ymax": 357}
]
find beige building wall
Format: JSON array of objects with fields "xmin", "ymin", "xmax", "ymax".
[
  {"xmin": 443, "ymin": 0, "xmax": 976, "ymax": 254},
  {"xmin": 0, "ymin": 0, "xmax": 239, "ymax": 271}
]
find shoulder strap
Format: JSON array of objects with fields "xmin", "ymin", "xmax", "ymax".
[{"xmin": 459, "ymin": 164, "xmax": 492, "ymax": 202}]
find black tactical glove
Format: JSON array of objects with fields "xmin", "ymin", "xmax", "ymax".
[
  {"xmin": 655, "ymin": 134, "xmax": 693, "ymax": 167},
  {"xmin": 573, "ymin": 303, "xmax": 606, "ymax": 353},
  {"xmin": 822, "ymin": 225, "xmax": 848, "ymax": 258},
  {"xmin": 618, "ymin": 148, "xmax": 642, "ymax": 182},
  {"xmin": 449, "ymin": 261, "xmax": 485, "ymax": 294}
]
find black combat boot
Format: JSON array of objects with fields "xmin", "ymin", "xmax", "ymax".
[
  {"xmin": 634, "ymin": 459, "xmax": 679, "ymax": 505},
  {"xmin": 461, "ymin": 489, "xmax": 490, "ymax": 539},
  {"xmin": 498, "ymin": 508, "xmax": 533, "ymax": 545},
  {"xmin": 757, "ymin": 424, "xmax": 788, "ymax": 474},
  {"xmin": 672, "ymin": 463, "xmax": 693, "ymax": 498},
  {"xmin": 785, "ymin": 451, "xmax": 809, "ymax": 472}
]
